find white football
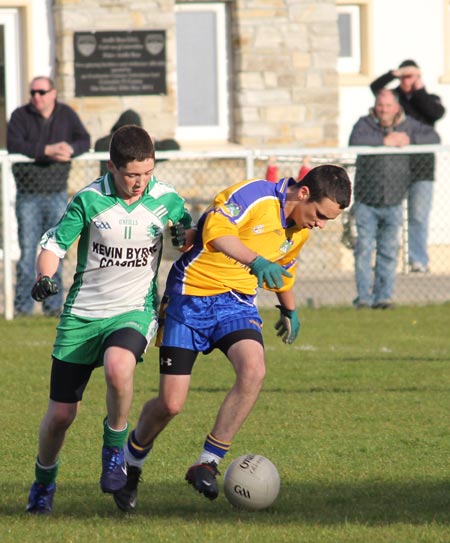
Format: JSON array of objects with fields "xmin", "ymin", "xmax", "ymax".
[{"xmin": 223, "ymin": 454, "xmax": 280, "ymax": 511}]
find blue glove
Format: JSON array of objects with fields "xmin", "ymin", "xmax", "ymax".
[
  {"xmin": 275, "ymin": 305, "xmax": 300, "ymax": 344},
  {"xmin": 249, "ymin": 256, "xmax": 292, "ymax": 289},
  {"xmin": 170, "ymin": 222, "xmax": 186, "ymax": 247},
  {"xmin": 31, "ymin": 275, "xmax": 59, "ymax": 302}
]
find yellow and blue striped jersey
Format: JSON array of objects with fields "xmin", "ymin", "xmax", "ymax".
[{"xmin": 165, "ymin": 177, "xmax": 309, "ymax": 296}]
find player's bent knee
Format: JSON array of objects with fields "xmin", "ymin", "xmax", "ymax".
[
  {"xmin": 239, "ymin": 358, "xmax": 266, "ymax": 383},
  {"xmin": 104, "ymin": 356, "xmax": 135, "ymax": 385},
  {"xmin": 158, "ymin": 396, "xmax": 185, "ymax": 418},
  {"xmin": 46, "ymin": 405, "xmax": 77, "ymax": 431}
]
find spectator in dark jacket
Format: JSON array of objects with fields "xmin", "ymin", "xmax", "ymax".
[
  {"xmin": 94, "ymin": 109, "xmax": 143, "ymax": 176},
  {"xmin": 95, "ymin": 109, "xmax": 180, "ymax": 175},
  {"xmin": 7, "ymin": 76, "xmax": 90, "ymax": 316},
  {"xmin": 349, "ymin": 89, "xmax": 439, "ymax": 309},
  {"xmin": 370, "ymin": 59, "xmax": 445, "ymax": 272}
]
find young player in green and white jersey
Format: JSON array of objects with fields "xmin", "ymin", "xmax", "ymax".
[{"xmin": 25, "ymin": 125, "xmax": 192, "ymax": 514}]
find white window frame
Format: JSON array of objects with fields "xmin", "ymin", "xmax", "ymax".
[
  {"xmin": 337, "ymin": 5, "xmax": 361, "ymax": 74},
  {"xmin": 175, "ymin": 2, "xmax": 229, "ymax": 141},
  {"xmin": 336, "ymin": 0, "xmax": 372, "ymax": 85}
]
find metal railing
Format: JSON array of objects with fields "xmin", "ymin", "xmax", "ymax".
[{"xmin": 2, "ymin": 144, "xmax": 450, "ymax": 319}]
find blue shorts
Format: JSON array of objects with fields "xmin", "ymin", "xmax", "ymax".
[{"xmin": 159, "ymin": 291, "xmax": 263, "ymax": 353}]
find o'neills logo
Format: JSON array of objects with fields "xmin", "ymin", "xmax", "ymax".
[{"xmin": 239, "ymin": 455, "xmax": 256, "ymax": 470}]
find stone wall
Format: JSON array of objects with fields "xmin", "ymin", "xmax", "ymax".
[
  {"xmin": 52, "ymin": 0, "xmax": 177, "ymax": 145},
  {"xmin": 52, "ymin": 0, "xmax": 339, "ymax": 148},
  {"xmin": 230, "ymin": 0, "xmax": 339, "ymax": 147}
]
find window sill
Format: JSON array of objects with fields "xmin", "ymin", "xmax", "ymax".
[{"xmin": 339, "ymin": 73, "xmax": 372, "ymax": 86}]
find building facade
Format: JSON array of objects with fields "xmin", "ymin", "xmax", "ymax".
[
  {"xmin": 0, "ymin": 0, "xmax": 340, "ymax": 149},
  {"xmin": 1, "ymin": 0, "xmax": 449, "ymax": 149}
]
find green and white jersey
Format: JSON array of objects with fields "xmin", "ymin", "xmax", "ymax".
[{"xmin": 41, "ymin": 173, "xmax": 192, "ymax": 319}]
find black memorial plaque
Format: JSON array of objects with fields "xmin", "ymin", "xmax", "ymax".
[{"xmin": 74, "ymin": 31, "xmax": 166, "ymax": 96}]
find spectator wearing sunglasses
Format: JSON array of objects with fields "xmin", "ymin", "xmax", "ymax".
[
  {"xmin": 370, "ymin": 60, "xmax": 445, "ymax": 274},
  {"xmin": 7, "ymin": 76, "xmax": 90, "ymax": 317}
]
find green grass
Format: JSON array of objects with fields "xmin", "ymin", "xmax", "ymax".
[{"xmin": 1, "ymin": 305, "xmax": 450, "ymax": 542}]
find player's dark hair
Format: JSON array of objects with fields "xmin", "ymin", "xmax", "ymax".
[
  {"xmin": 297, "ymin": 164, "xmax": 352, "ymax": 209},
  {"xmin": 110, "ymin": 125, "xmax": 155, "ymax": 168}
]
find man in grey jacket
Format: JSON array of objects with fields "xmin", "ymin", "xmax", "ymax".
[
  {"xmin": 349, "ymin": 89, "xmax": 439, "ymax": 309},
  {"xmin": 371, "ymin": 60, "xmax": 445, "ymax": 272}
]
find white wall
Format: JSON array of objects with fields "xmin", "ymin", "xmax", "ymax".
[
  {"xmin": 339, "ymin": 0, "xmax": 450, "ymax": 246},
  {"xmin": 16, "ymin": 0, "xmax": 450, "ymax": 144},
  {"xmin": 339, "ymin": 0, "xmax": 449, "ymax": 145},
  {"xmin": 29, "ymin": 0, "xmax": 54, "ymax": 81},
  {"xmin": 1, "ymin": 0, "xmax": 53, "ymax": 260},
  {"xmin": 0, "ymin": 0, "xmax": 53, "ymax": 111}
]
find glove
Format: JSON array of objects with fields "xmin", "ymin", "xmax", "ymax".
[
  {"xmin": 275, "ymin": 305, "xmax": 300, "ymax": 344},
  {"xmin": 31, "ymin": 275, "xmax": 59, "ymax": 302},
  {"xmin": 170, "ymin": 222, "xmax": 186, "ymax": 247},
  {"xmin": 248, "ymin": 256, "xmax": 292, "ymax": 289}
]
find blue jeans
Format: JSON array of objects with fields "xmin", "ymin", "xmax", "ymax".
[
  {"xmin": 353, "ymin": 201, "xmax": 403, "ymax": 306},
  {"xmin": 408, "ymin": 180, "xmax": 433, "ymax": 268},
  {"xmin": 15, "ymin": 191, "xmax": 67, "ymax": 314}
]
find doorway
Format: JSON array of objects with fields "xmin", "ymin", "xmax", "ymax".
[
  {"xmin": 0, "ymin": 8, "xmax": 21, "ymax": 149},
  {"xmin": 0, "ymin": 25, "xmax": 5, "ymax": 148}
]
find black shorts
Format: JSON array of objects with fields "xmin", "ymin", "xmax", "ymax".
[
  {"xmin": 50, "ymin": 327, "xmax": 147, "ymax": 403},
  {"xmin": 159, "ymin": 328, "xmax": 264, "ymax": 376}
]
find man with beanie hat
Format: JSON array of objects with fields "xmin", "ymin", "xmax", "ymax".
[
  {"xmin": 95, "ymin": 110, "xmax": 143, "ymax": 175},
  {"xmin": 95, "ymin": 110, "xmax": 180, "ymax": 173},
  {"xmin": 370, "ymin": 60, "xmax": 445, "ymax": 273}
]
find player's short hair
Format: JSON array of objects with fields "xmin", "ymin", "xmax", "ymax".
[
  {"xmin": 110, "ymin": 125, "xmax": 155, "ymax": 168},
  {"xmin": 298, "ymin": 164, "xmax": 352, "ymax": 209}
]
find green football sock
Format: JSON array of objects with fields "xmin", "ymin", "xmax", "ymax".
[
  {"xmin": 35, "ymin": 457, "xmax": 59, "ymax": 485},
  {"xmin": 102, "ymin": 417, "xmax": 128, "ymax": 448}
]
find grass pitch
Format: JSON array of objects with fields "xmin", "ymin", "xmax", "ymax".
[{"xmin": 1, "ymin": 304, "xmax": 450, "ymax": 542}]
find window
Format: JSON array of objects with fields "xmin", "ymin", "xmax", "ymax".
[
  {"xmin": 337, "ymin": 5, "xmax": 360, "ymax": 73},
  {"xmin": 336, "ymin": 0, "xmax": 372, "ymax": 84},
  {"xmin": 175, "ymin": 2, "xmax": 229, "ymax": 141}
]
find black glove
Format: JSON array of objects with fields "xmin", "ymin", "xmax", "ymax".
[
  {"xmin": 31, "ymin": 275, "xmax": 59, "ymax": 302},
  {"xmin": 170, "ymin": 222, "xmax": 186, "ymax": 247}
]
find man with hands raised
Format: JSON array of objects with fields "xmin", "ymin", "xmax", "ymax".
[
  {"xmin": 114, "ymin": 164, "xmax": 351, "ymax": 512},
  {"xmin": 370, "ymin": 60, "xmax": 445, "ymax": 273}
]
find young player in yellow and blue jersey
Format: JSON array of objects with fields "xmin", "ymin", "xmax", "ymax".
[{"xmin": 114, "ymin": 164, "xmax": 352, "ymax": 511}]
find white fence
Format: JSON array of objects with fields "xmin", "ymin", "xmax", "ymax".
[{"xmin": 1, "ymin": 145, "xmax": 450, "ymax": 319}]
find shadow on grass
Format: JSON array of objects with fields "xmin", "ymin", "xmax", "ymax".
[
  {"xmin": 4, "ymin": 479, "xmax": 450, "ymax": 524},
  {"xmin": 187, "ymin": 385, "xmax": 450, "ymax": 395},
  {"xmin": 344, "ymin": 356, "xmax": 449, "ymax": 363}
]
